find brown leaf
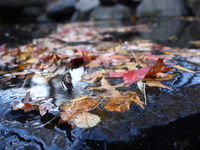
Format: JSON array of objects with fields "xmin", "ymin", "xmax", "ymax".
[
  {"xmin": 146, "ymin": 81, "xmax": 173, "ymax": 90},
  {"xmin": 81, "ymin": 70, "xmax": 107, "ymax": 83},
  {"xmin": 104, "ymin": 91, "xmax": 144, "ymax": 112},
  {"xmin": 89, "ymin": 78, "xmax": 124, "ymax": 97},
  {"xmin": 23, "ymin": 91, "xmax": 30, "ymax": 103},
  {"xmin": 22, "ymin": 103, "xmax": 39, "ymax": 112},
  {"xmin": 60, "ymin": 98, "xmax": 98, "ymax": 122}
]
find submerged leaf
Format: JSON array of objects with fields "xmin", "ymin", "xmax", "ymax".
[{"xmin": 72, "ymin": 111, "xmax": 100, "ymax": 128}]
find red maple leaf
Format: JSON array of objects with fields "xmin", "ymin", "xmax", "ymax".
[{"xmin": 108, "ymin": 58, "xmax": 172, "ymax": 85}]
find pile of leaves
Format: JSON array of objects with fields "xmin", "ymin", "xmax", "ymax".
[{"xmin": 0, "ymin": 21, "xmax": 199, "ymax": 129}]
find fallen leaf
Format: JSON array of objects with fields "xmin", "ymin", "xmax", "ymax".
[
  {"xmin": 187, "ymin": 57, "xmax": 200, "ymax": 64},
  {"xmin": 60, "ymin": 98, "xmax": 98, "ymax": 122},
  {"xmin": 95, "ymin": 55, "xmax": 129, "ymax": 67},
  {"xmin": 39, "ymin": 104, "xmax": 53, "ymax": 116},
  {"xmin": 70, "ymin": 96, "xmax": 89, "ymax": 102},
  {"xmin": 23, "ymin": 91, "xmax": 30, "ymax": 103},
  {"xmin": 72, "ymin": 111, "xmax": 100, "ymax": 128},
  {"xmin": 89, "ymin": 78, "xmax": 124, "ymax": 97},
  {"xmin": 173, "ymin": 65, "xmax": 195, "ymax": 73},
  {"xmin": 81, "ymin": 70, "xmax": 107, "ymax": 83},
  {"xmin": 108, "ymin": 58, "xmax": 172, "ymax": 85},
  {"xmin": 108, "ymin": 66, "xmax": 151, "ymax": 85},
  {"xmin": 104, "ymin": 91, "xmax": 144, "ymax": 112},
  {"xmin": 22, "ymin": 103, "xmax": 39, "ymax": 112},
  {"xmin": 145, "ymin": 58, "xmax": 172, "ymax": 76},
  {"xmin": 146, "ymin": 81, "xmax": 173, "ymax": 90}
]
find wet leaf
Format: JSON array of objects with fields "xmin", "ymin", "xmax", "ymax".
[
  {"xmin": 0, "ymin": 44, "xmax": 6, "ymax": 52},
  {"xmin": 173, "ymin": 65, "xmax": 195, "ymax": 73},
  {"xmin": 104, "ymin": 91, "xmax": 144, "ymax": 112},
  {"xmin": 23, "ymin": 91, "xmax": 30, "ymax": 103},
  {"xmin": 108, "ymin": 66, "xmax": 151, "ymax": 85},
  {"xmin": 89, "ymin": 78, "xmax": 124, "ymax": 97},
  {"xmin": 81, "ymin": 70, "xmax": 107, "ymax": 83},
  {"xmin": 39, "ymin": 104, "xmax": 53, "ymax": 116},
  {"xmin": 108, "ymin": 58, "xmax": 172, "ymax": 85},
  {"xmin": 72, "ymin": 111, "xmax": 100, "ymax": 128},
  {"xmin": 22, "ymin": 103, "xmax": 39, "ymax": 112},
  {"xmin": 146, "ymin": 81, "xmax": 173, "ymax": 90},
  {"xmin": 70, "ymin": 96, "xmax": 89, "ymax": 102},
  {"xmin": 145, "ymin": 58, "xmax": 172, "ymax": 76},
  {"xmin": 60, "ymin": 98, "xmax": 98, "ymax": 122}
]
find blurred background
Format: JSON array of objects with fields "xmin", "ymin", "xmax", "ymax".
[
  {"xmin": 0, "ymin": 0, "xmax": 199, "ymax": 23},
  {"xmin": 0, "ymin": 0, "xmax": 200, "ymax": 48}
]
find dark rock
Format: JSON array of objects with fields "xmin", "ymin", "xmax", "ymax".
[
  {"xmin": 185, "ymin": 0, "xmax": 200, "ymax": 16},
  {"xmin": 71, "ymin": 0, "xmax": 100, "ymax": 21},
  {"xmin": 136, "ymin": 0, "xmax": 191, "ymax": 17},
  {"xmin": 22, "ymin": 6, "xmax": 43, "ymax": 17},
  {"xmin": 90, "ymin": 4, "xmax": 131, "ymax": 20},
  {"xmin": 46, "ymin": 0, "xmax": 76, "ymax": 18},
  {"xmin": 0, "ymin": 0, "xmax": 46, "ymax": 8}
]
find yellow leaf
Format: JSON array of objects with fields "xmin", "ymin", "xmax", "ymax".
[
  {"xmin": 173, "ymin": 65, "xmax": 195, "ymax": 73},
  {"xmin": 70, "ymin": 96, "xmax": 89, "ymax": 102}
]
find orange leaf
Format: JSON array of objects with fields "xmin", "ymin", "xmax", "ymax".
[
  {"xmin": 104, "ymin": 91, "xmax": 144, "ymax": 112},
  {"xmin": 60, "ymin": 98, "xmax": 98, "ymax": 122}
]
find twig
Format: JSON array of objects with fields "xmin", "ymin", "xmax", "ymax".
[
  {"xmin": 35, "ymin": 115, "xmax": 57, "ymax": 128},
  {"xmin": 91, "ymin": 97, "xmax": 106, "ymax": 110},
  {"xmin": 143, "ymin": 83, "xmax": 147, "ymax": 105},
  {"xmin": 19, "ymin": 74, "xmax": 30, "ymax": 93}
]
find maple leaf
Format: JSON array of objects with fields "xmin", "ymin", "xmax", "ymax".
[
  {"xmin": 145, "ymin": 58, "xmax": 172, "ymax": 77},
  {"xmin": 108, "ymin": 66, "xmax": 151, "ymax": 85},
  {"xmin": 104, "ymin": 91, "xmax": 144, "ymax": 112},
  {"xmin": 89, "ymin": 78, "xmax": 124, "ymax": 97},
  {"xmin": 108, "ymin": 58, "xmax": 172, "ymax": 85},
  {"xmin": 60, "ymin": 98, "xmax": 98, "ymax": 122}
]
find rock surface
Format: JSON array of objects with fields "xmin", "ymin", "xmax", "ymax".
[
  {"xmin": 185, "ymin": 0, "xmax": 200, "ymax": 16},
  {"xmin": 136, "ymin": 0, "xmax": 191, "ymax": 17},
  {"xmin": 90, "ymin": 4, "xmax": 131, "ymax": 20},
  {"xmin": 46, "ymin": 0, "xmax": 76, "ymax": 17}
]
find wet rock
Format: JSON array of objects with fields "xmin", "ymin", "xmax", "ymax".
[
  {"xmin": 46, "ymin": 0, "xmax": 76, "ymax": 18},
  {"xmin": 70, "ymin": 0, "xmax": 100, "ymax": 21},
  {"xmin": 138, "ymin": 20, "xmax": 200, "ymax": 48},
  {"xmin": 136, "ymin": 0, "xmax": 191, "ymax": 17},
  {"xmin": 185, "ymin": 0, "xmax": 200, "ymax": 16},
  {"xmin": 90, "ymin": 4, "xmax": 131, "ymax": 20},
  {"xmin": 22, "ymin": 6, "xmax": 43, "ymax": 17}
]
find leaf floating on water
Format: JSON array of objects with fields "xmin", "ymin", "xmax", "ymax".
[
  {"xmin": 72, "ymin": 111, "xmax": 100, "ymax": 128},
  {"xmin": 173, "ymin": 65, "xmax": 195, "ymax": 73}
]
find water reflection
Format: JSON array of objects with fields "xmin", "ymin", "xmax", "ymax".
[{"xmin": 138, "ymin": 20, "xmax": 200, "ymax": 48}]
